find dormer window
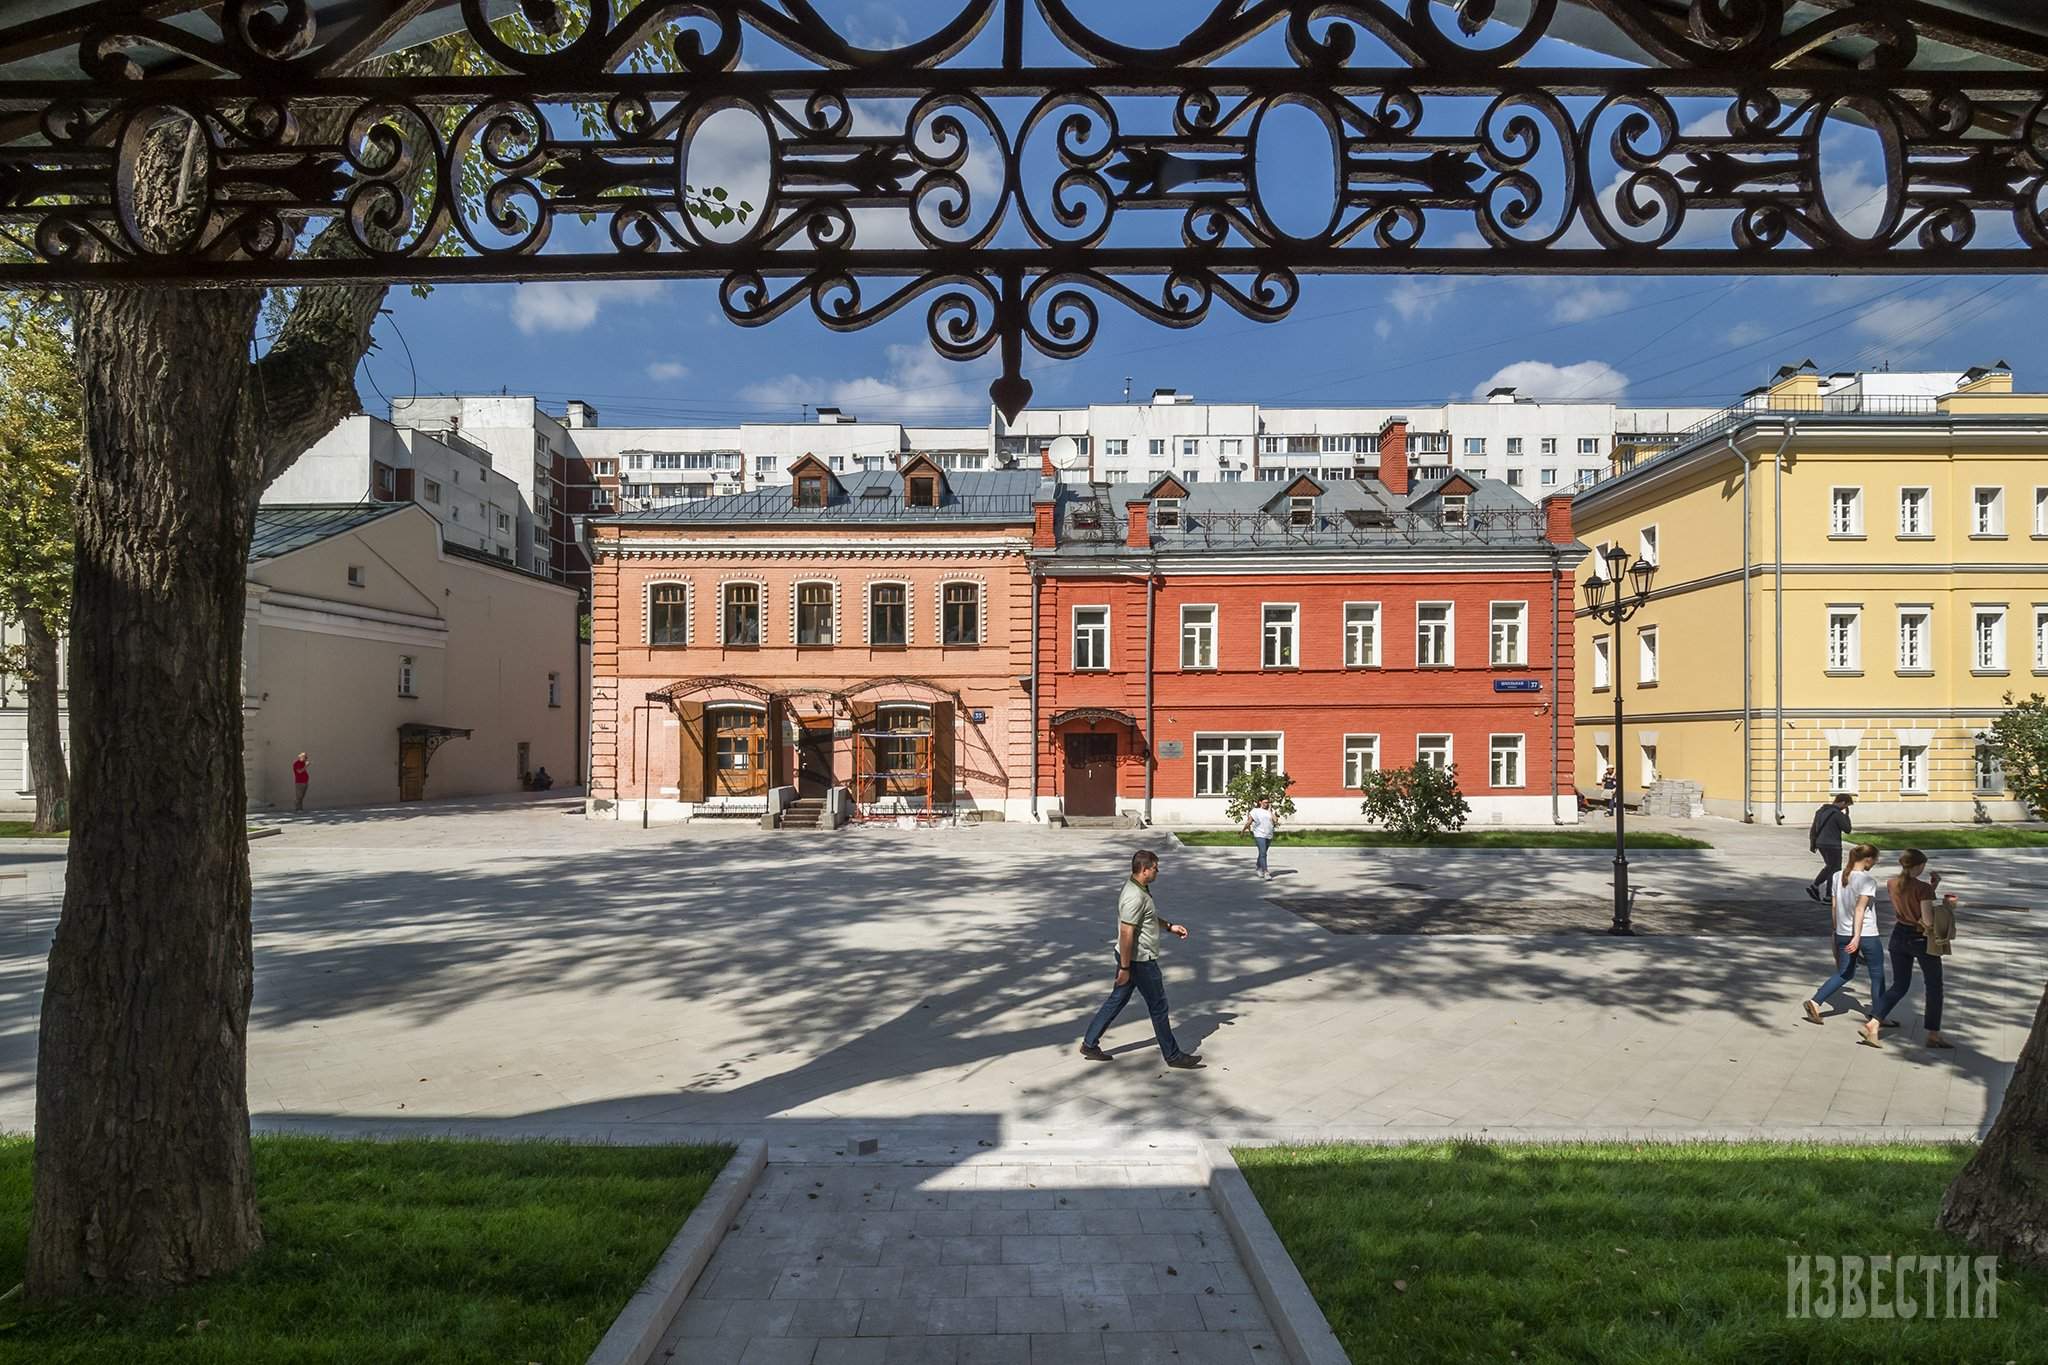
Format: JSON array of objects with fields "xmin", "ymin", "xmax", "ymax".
[
  {"xmin": 1289, "ymin": 496, "xmax": 1315, "ymax": 527},
  {"xmin": 795, "ymin": 475, "xmax": 826, "ymax": 508},
  {"xmin": 908, "ymin": 475, "xmax": 938, "ymax": 508},
  {"xmin": 1154, "ymin": 497, "xmax": 1182, "ymax": 529},
  {"xmin": 1441, "ymin": 495, "xmax": 1468, "ymax": 526}
]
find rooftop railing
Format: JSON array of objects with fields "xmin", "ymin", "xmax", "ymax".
[{"xmin": 1582, "ymin": 391, "xmax": 1943, "ymax": 492}]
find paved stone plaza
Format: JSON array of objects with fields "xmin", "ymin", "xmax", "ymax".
[{"xmin": 2, "ymin": 799, "xmax": 2041, "ymax": 1141}]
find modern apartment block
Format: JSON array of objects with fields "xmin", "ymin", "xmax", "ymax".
[
  {"xmin": 269, "ymin": 414, "xmax": 529, "ymax": 567},
  {"xmin": 996, "ymin": 388, "xmax": 1720, "ymax": 492},
  {"xmin": 1570, "ymin": 363, "xmax": 2036, "ymax": 824}
]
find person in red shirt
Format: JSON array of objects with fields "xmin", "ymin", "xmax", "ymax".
[{"xmin": 293, "ymin": 752, "xmax": 310, "ymax": 811}]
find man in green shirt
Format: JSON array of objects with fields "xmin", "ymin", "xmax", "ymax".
[{"xmin": 1079, "ymin": 849, "xmax": 1202, "ymax": 1068}]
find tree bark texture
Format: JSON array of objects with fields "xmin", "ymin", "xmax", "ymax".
[
  {"xmin": 17, "ymin": 601, "xmax": 69, "ymax": 833},
  {"xmin": 27, "ymin": 285, "xmax": 270, "ymax": 1296},
  {"xmin": 1940, "ymin": 981, "xmax": 2048, "ymax": 1268}
]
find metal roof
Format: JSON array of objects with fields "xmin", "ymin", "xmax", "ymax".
[
  {"xmin": 595, "ymin": 469, "xmax": 1040, "ymax": 528},
  {"xmin": 248, "ymin": 503, "xmax": 406, "ymax": 562}
]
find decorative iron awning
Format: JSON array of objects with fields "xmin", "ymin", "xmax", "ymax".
[
  {"xmin": 1049, "ymin": 707, "xmax": 1141, "ymax": 730},
  {"xmin": 4, "ymin": 2, "xmax": 2048, "ymax": 415},
  {"xmin": 397, "ymin": 721, "xmax": 471, "ymax": 756}
]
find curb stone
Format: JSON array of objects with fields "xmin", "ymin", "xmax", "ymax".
[
  {"xmin": 1198, "ymin": 1138, "xmax": 1351, "ymax": 1365},
  {"xmin": 584, "ymin": 1137, "xmax": 766, "ymax": 1365}
]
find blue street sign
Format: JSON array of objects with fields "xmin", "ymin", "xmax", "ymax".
[{"xmin": 1494, "ymin": 679, "xmax": 1542, "ymax": 693}]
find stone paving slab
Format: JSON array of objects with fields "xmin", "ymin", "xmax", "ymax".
[{"xmin": 657, "ymin": 1162, "xmax": 1281, "ymax": 1365}]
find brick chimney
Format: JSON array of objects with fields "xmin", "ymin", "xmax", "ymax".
[
  {"xmin": 1377, "ymin": 417, "xmax": 1409, "ymax": 496},
  {"xmin": 1033, "ymin": 498, "xmax": 1057, "ymax": 548},
  {"xmin": 1543, "ymin": 491, "xmax": 1574, "ymax": 545},
  {"xmin": 1040, "ymin": 443, "xmax": 1055, "ymax": 479},
  {"xmin": 1124, "ymin": 499, "xmax": 1150, "ymax": 548}
]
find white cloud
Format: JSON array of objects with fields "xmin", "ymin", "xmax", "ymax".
[
  {"xmin": 646, "ymin": 360, "xmax": 689, "ymax": 382},
  {"xmin": 1852, "ymin": 294, "xmax": 1954, "ymax": 341},
  {"xmin": 509, "ymin": 281, "xmax": 666, "ymax": 335},
  {"xmin": 1374, "ymin": 280, "xmax": 1444, "ymax": 340},
  {"xmin": 739, "ymin": 343, "xmax": 994, "ymax": 420},
  {"xmin": 1725, "ymin": 321, "xmax": 1770, "ymax": 346},
  {"xmin": 1526, "ymin": 279, "xmax": 1632, "ymax": 323},
  {"xmin": 1474, "ymin": 360, "xmax": 1630, "ymax": 401}
]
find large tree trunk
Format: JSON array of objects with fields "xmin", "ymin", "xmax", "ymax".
[
  {"xmin": 1940, "ymin": 981, "xmax": 2048, "ymax": 1266},
  {"xmin": 27, "ymin": 286, "xmax": 270, "ymax": 1296},
  {"xmin": 17, "ymin": 601, "xmax": 69, "ymax": 834}
]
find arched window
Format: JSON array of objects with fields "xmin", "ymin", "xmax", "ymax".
[{"xmin": 648, "ymin": 582, "xmax": 690, "ymax": 646}]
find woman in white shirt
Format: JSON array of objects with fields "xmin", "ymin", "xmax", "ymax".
[{"xmin": 1802, "ymin": 842, "xmax": 1888, "ymax": 1026}]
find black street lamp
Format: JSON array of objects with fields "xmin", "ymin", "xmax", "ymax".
[{"xmin": 1583, "ymin": 543, "xmax": 1657, "ymax": 935}]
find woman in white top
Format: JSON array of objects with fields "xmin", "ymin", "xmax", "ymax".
[
  {"xmin": 1243, "ymin": 797, "xmax": 1279, "ymax": 880},
  {"xmin": 1802, "ymin": 842, "xmax": 1888, "ymax": 1025}
]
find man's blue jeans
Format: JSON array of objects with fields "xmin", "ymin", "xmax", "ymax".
[
  {"xmin": 1253, "ymin": 837, "xmax": 1271, "ymax": 874},
  {"xmin": 1083, "ymin": 957, "xmax": 1180, "ymax": 1060},
  {"xmin": 1812, "ymin": 932, "xmax": 1886, "ymax": 1015}
]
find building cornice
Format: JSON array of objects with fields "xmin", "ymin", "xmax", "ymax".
[
  {"xmin": 1575, "ymin": 707, "xmax": 2016, "ymax": 725},
  {"xmin": 255, "ymin": 591, "xmax": 449, "ymax": 648},
  {"xmin": 596, "ymin": 541, "xmax": 1024, "ymax": 560},
  {"xmin": 1037, "ymin": 550, "xmax": 1570, "ymax": 576},
  {"xmin": 1574, "ymin": 560, "xmax": 2048, "ymax": 617}
]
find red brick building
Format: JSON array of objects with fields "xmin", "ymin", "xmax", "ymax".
[{"xmin": 1029, "ymin": 422, "xmax": 1584, "ymax": 824}]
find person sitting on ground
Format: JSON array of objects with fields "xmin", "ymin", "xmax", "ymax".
[{"xmin": 531, "ymin": 766, "xmax": 553, "ymax": 791}]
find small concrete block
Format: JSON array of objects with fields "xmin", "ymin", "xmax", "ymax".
[
  {"xmin": 814, "ymin": 1340, "xmax": 889, "ymax": 1365},
  {"xmin": 853, "ymin": 1137, "xmax": 880, "ymax": 1156},
  {"xmin": 739, "ymin": 1338, "xmax": 820, "ymax": 1365},
  {"xmin": 926, "ymin": 1296, "xmax": 999, "ymax": 1335}
]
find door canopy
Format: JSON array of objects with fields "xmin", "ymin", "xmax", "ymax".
[{"xmin": 3, "ymin": 1, "xmax": 2046, "ymax": 416}]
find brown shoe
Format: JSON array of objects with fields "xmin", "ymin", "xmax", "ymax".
[
  {"xmin": 1927, "ymin": 1032, "xmax": 1954, "ymax": 1049},
  {"xmin": 1802, "ymin": 1000, "xmax": 1823, "ymax": 1025},
  {"xmin": 1079, "ymin": 1044, "xmax": 1113, "ymax": 1062},
  {"xmin": 1858, "ymin": 1019, "xmax": 1883, "ymax": 1048}
]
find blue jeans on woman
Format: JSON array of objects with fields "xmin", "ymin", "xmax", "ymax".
[
  {"xmin": 1253, "ymin": 837, "xmax": 1271, "ymax": 875},
  {"xmin": 1875, "ymin": 925, "xmax": 1944, "ymax": 1031},
  {"xmin": 1082, "ymin": 957, "xmax": 1181, "ymax": 1061},
  {"xmin": 1812, "ymin": 932, "xmax": 1887, "ymax": 1015}
]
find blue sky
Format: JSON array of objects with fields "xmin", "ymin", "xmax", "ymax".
[{"xmin": 368, "ymin": 3, "xmax": 2043, "ymax": 424}]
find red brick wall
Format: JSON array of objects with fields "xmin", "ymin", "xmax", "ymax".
[{"xmin": 1038, "ymin": 567, "xmax": 1573, "ymax": 806}]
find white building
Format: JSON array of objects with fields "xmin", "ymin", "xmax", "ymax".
[
  {"xmin": 0, "ymin": 613, "xmax": 67, "ymax": 809},
  {"xmin": 268, "ymin": 414, "xmax": 529, "ymax": 568},
  {"xmin": 995, "ymin": 387, "xmax": 1723, "ymax": 491}
]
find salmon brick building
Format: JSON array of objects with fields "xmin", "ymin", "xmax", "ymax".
[{"xmin": 585, "ymin": 427, "xmax": 1585, "ymax": 826}]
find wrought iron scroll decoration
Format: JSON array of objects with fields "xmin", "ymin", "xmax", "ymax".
[{"xmin": 2, "ymin": 1, "xmax": 2048, "ymax": 415}]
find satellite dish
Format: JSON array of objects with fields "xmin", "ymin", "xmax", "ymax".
[{"xmin": 1047, "ymin": 436, "xmax": 1085, "ymax": 471}]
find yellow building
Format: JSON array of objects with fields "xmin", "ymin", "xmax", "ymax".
[{"xmin": 1571, "ymin": 364, "xmax": 2043, "ymax": 825}]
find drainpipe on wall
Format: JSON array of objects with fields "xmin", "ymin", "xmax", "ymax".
[
  {"xmin": 1773, "ymin": 419, "xmax": 1796, "ymax": 824},
  {"xmin": 1029, "ymin": 563, "xmax": 1041, "ymax": 822},
  {"xmin": 1144, "ymin": 570, "xmax": 1157, "ymax": 825},
  {"xmin": 1727, "ymin": 435, "xmax": 1752, "ymax": 822},
  {"xmin": 1550, "ymin": 547, "xmax": 1562, "ymax": 824}
]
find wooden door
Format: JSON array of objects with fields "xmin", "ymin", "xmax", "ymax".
[
  {"xmin": 796, "ymin": 724, "xmax": 834, "ymax": 797},
  {"xmin": 399, "ymin": 739, "xmax": 427, "ymax": 801},
  {"xmin": 1063, "ymin": 733, "xmax": 1117, "ymax": 816}
]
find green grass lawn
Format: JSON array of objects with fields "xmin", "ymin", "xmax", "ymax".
[
  {"xmin": 0, "ymin": 824, "xmax": 57, "ymax": 839},
  {"xmin": 1858, "ymin": 827, "xmax": 2048, "ymax": 849},
  {"xmin": 0, "ymin": 1136, "xmax": 732, "ymax": 1364},
  {"xmin": 1179, "ymin": 828, "xmax": 1711, "ymax": 849},
  {"xmin": 1238, "ymin": 1141, "xmax": 2046, "ymax": 1364}
]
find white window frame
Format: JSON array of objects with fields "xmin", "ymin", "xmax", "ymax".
[
  {"xmin": 1417, "ymin": 602, "xmax": 1454, "ymax": 667},
  {"xmin": 1540, "ymin": 467, "xmax": 1557, "ymax": 486},
  {"xmin": 1897, "ymin": 486, "xmax": 1931, "ymax": 538},
  {"xmin": 1974, "ymin": 605, "xmax": 2008, "ymax": 673},
  {"xmin": 1342, "ymin": 734, "xmax": 1380, "ymax": 789},
  {"xmin": 938, "ymin": 579, "xmax": 983, "ymax": 647},
  {"xmin": 1193, "ymin": 732, "xmax": 1283, "ymax": 797},
  {"xmin": 1343, "ymin": 601, "xmax": 1380, "ymax": 668},
  {"xmin": 865, "ymin": 580, "xmax": 912, "ymax": 648},
  {"xmin": 1896, "ymin": 606, "xmax": 1931, "ymax": 673},
  {"xmin": 1578, "ymin": 437, "xmax": 1600, "ymax": 455},
  {"xmin": 1489, "ymin": 601, "xmax": 1528, "ymax": 667},
  {"xmin": 1972, "ymin": 485, "xmax": 2006, "ymax": 537},
  {"xmin": 1489, "ymin": 734, "xmax": 1526, "ymax": 789},
  {"xmin": 1541, "ymin": 437, "xmax": 1558, "ymax": 456},
  {"xmin": 1640, "ymin": 741, "xmax": 1659, "ymax": 787},
  {"xmin": 547, "ymin": 672, "xmax": 561, "ymax": 708},
  {"xmin": 646, "ymin": 579, "xmax": 692, "ymax": 646},
  {"xmin": 1828, "ymin": 486, "xmax": 1864, "ymax": 538},
  {"xmin": 2035, "ymin": 604, "xmax": 2048, "ymax": 673},
  {"xmin": 346, "ymin": 564, "xmax": 365, "ymax": 588},
  {"xmin": 1592, "ymin": 634, "xmax": 1611, "ymax": 691},
  {"xmin": 1181, "ymin": 438, "xmax": 1199, "ymax": 458},
  {"xmin": 1261, "ymin": 603, "xmax": 1300, "ymax": 669},
  {"xmin": 398, "ymin": 654, "xmax": 416, "ymax": 697},
  {"xmin": 1073, "ymin": 605, "xmax": 1111, "ymax": 671},
  {"xmin": 1148, "ymin": 439, "xmax": 1166, "ymax": 456},
  {"xmin": 1104, "ymin": 439, "xmax": 1128, "ymax": 457},
  {"xmin": 1637, "ymin": 625, "xmax": 1660, "ymax": 685},
  {"xmin": 793, "ymin": 578, "xmax": 840, "ymax": 647},
  {"xmin": 1829, "ymin": 744, "xmax": 1858, "ymax": 794},
  {"xmin": 1637, "ymin": 523, "xmax": 1660, "ymax": 565},
  {"xmin": 1975, "ymin": 735, "xmax": 2006, "ymax": 793},
  {"xmin": 1899, "ymin": 744, "xmax": 1928, "ymax": 796},
  {"xmin": 1153, "ymin": 496, "xmax": 1183, "ymax": 529},
  {"xmin": 1180, "ymin": 604, "xmax": 1217, "ymax": 671},
  {"xmin": 1825, "ymin": 605, "xmax": 1862, "ymax": 674},
  {"xmin": 1464, "ymin": 437, "xmax": 1486, "ymax": 456},
  {"xmin": 1506, "ymin": 437, "xmax": 1524, "ymax": 456},
  {"xmin": 2036, "ymin": 486, "xmax": 2048, "ymax": 538},
  {"xmin": 1416, "ymin": 734, "xmax": 1452, "ymax": 770}
]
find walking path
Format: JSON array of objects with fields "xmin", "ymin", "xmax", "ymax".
[{"xmin": 659, "ymin": 1141, "xmax": 1278, "ymax": 1365}]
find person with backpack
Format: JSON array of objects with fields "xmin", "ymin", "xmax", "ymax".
[
  {"xmin": 1806, "ymin": 793, "xmax": 1854, "ymax": 902},
  {"xmin": 1802, "ymin": 842, "xmax": 1886, "ymax": 1026},
  {"xmin": 1863, "ymin": 849, "xmax": 1958, "ymax": 1049}
]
